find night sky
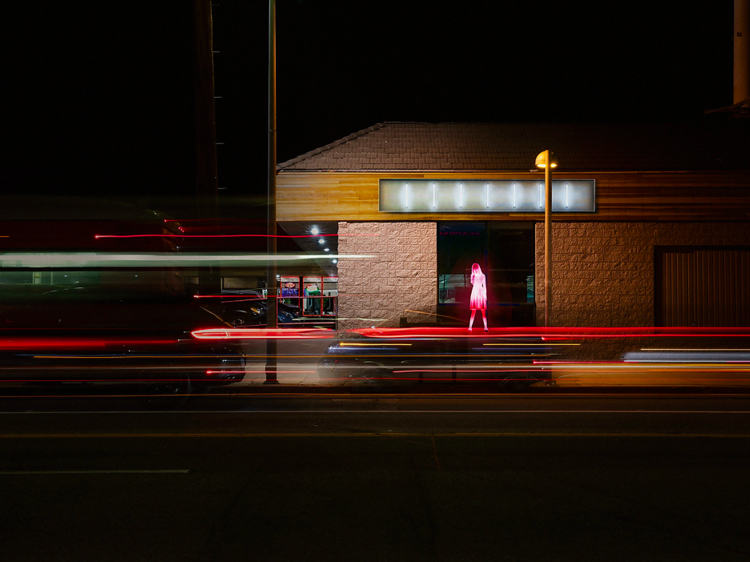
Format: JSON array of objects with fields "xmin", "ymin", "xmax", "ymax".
[{"xmin": 3, "ymin": 1, "xmax": 735, "ymax": 208}]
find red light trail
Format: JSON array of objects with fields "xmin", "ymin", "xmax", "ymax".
[
  {"xmin": 352, "ymin": 327, "xmax": 750, "ymax": 339},
  {"xmin": 95, "ymin": 233, "xmax": 341, "ymax": 239},
  {"xmin": 191, "ymin": 328, "xmax": 335, "ymax": 340},
  {"xmin": 0, "ymin": 339, "xmax": 178, "ymax": 350}
]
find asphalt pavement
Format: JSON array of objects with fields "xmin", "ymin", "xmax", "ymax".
[{"xmin": 2, "ymin": 395, "xmax": 750, "ymax": 561}]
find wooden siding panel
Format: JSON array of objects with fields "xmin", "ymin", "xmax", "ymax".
[{"xmin": 278, "ymin": 171, "xmax": 750, "ymax": 222}]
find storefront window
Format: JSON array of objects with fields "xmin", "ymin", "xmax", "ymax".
[
  {"xmin": 302, "ymin": 276, "xmax": 338, "ymax": 317},
  {"xmin": 280, "ymin": 277, "xmax": 301, "ymax": 309},
  {"xmin": 437, "ymin": 222, "xmax": 535, "ymax": 326},
  {"xmin": 438, "ymin": 222, "xmax": 485, "ymax": 306}
]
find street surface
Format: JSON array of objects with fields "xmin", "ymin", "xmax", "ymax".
[{"xmin": 1, "ymin": 394, "xmax": 750, "ymax": 561}]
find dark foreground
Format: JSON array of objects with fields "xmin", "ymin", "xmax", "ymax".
[{"xmin": 2, "ymin": 395, "xmax": 750, "ymax": 561}]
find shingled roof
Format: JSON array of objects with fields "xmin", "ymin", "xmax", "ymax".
[{"xmin": 277, "ymin": 121, "xmax": 750, "ymax": 172}]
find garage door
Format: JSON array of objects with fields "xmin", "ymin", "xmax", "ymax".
[{"xmin": 656, "ymin": 247, "xmax": 750, "ymax": 327}]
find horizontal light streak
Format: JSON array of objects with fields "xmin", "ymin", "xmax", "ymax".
[
  {"xmin": 192, "ymin": 294, "xmax": 265, "ymax": 299},
  {"xmin": 536, "ymin": 362, "xmax": 750, "ymax": 370},
  {"xmin": 0, "ymin": 378, "xmax": 236, "ymax": 384},
  {"xmin": 0, "ymin": 339, "xmax": 177, "ymax": 350},
  {"xmin": 483, "ymin": 342, "xmax": 579, "ymax": 346},
  {"xmin": 0, "ymin": 470, "xmax": 189, "ymax": 475},
  {"xmin": 338, "ymin": 342, "xmax": 412, "ymax": 347},
  {"xmin": 30, "ymin": 355, "xmax": 239, "ymax": 360},
  {"xmin": 237, "ymin": 370, "xmax": 315, "ymax": 374},
  {"xmin": 191, "ymin": 328, "xmax": 334, "ymax": 340},
  {"xmin": 193, "ymin": 295, "xmax": 285, "ymax": 305},
  {"xmin": 642, "ymin": 348, "xmax": 750, "ymax": 352},
  {"xmin": 391, "ymin": 368, "xmax": 539, "ymax": 373},
  {"xmin": 354, "ymin": 327, "xmax": 750, "ymax": 339},
  {"xmin": 0, "ymin": 252, "xmax": 374, "ymax": 269},
  {"xmin": 624, "ymin": 360, "xmax": 750, "ymax": 364},
  {"xmin": 95, "ymin": 233, "xmax": 342, "ymax": 239},
  {"xmin": 322, "ymin": 354, "xmax": 545, "ymax": 359}
]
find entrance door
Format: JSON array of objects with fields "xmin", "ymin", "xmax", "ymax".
[{"xmin": 656, "ymin": 247, "xmax": 750, "ymax": 326}]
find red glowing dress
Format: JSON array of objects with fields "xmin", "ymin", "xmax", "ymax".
[{"xmin": 469, "ymin": 270, "xmax": 487, "ymax": 310}]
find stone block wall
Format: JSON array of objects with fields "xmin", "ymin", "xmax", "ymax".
[
  {"xmin": 337, "ymin": 222, "xmax": 436, "ymax": 331},
  {"xmin": 535, "ymin": 221, "xmax": 750, "ymax": 359},
  {"xmin": 535, "ymin": 222, "xmax": 750, "ymax": 327}
]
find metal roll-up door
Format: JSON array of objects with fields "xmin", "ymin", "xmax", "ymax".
[{"xmin": 656, "ymin": 247, "xmax": 750, "ymax": 327}]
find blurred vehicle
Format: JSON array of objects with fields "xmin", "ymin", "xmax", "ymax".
[
  {"xmin": 208, "ymin": 290, "xmax": 299, "ymax": 327},
  {"xmin": 0, "ymin": 200, "xmax": 246, "ymax": 391},
  {"xmin": 623, "ymin": 350, "xmax": 750, "ymax": 363},
  {"xmin": 0, "ymin": 282, "xmax": 245, "ymax": 390},
  {"xmin": 0, "ymin": 283, "xmax": 245, "ymax": 390},
  {"xmin": 317, "ymin": 329, "xmax": 551, "ymax": 390}
]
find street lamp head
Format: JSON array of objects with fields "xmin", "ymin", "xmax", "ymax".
[{"xmin": 535, "ymin": 150, "xmax": 559, "ymax": 169}]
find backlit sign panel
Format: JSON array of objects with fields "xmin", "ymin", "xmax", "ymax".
[{"xmin": 379, "ymin": 179, "xmax": 596, "ymax": 213}]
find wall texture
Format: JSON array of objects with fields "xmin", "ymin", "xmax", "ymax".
[
  {"xmin": 535, "ymin": 222, "xmax": 750, "ymax": 328},
  {"xmin": 277, "ymin": 171, "xmax": 750, "ymax": 222},
  {"xmin": 337, "ymin": 222, "xmax": 436, "ymax": 331},
  {"xmin": 534, "ymin": 221, "xmax": 750, "ymax": 361}
]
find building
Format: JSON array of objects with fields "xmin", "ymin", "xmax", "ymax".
[{"xmin": 276, "ymin": 122, "xmax": 750, "ymax": 334}]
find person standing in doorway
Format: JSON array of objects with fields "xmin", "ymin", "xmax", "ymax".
[{"xmin": 468, "ymin": 262, "xmax": 488, "ymax": 333}]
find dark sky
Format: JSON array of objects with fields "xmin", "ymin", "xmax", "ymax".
[{"xmin": 3, "ymin": 1, "xmax": 735, "ymax": 207}]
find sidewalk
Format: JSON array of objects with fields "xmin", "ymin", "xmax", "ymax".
[
  {"xmin": 236, "ymin": 335, "xmax": 750, "ymax": 389},
  {"xmin": 236, "ymin": 362, "xmax": 750, "ymax": 389}
]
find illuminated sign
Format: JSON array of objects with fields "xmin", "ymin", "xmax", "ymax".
[{"xmin": 379, "ymin": 179, "xmax": 596, "ymax": 213}]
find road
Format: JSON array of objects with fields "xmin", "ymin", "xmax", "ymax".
[{"xmin": 2, "ymin": 395, "xmax": 750, "ymax": 561}]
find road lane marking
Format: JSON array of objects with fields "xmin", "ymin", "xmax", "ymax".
[{"xmin": 0, "ymin": 468, "xmax": 189, "ymax": 470}]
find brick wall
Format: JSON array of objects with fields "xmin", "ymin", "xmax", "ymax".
[{"xmin": 337, "ymin": 222, "xmax": 436, "ymax": 331}]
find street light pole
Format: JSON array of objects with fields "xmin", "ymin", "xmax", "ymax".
[
  {"xmin": 535, "ymin": 150, "xmax": 558, "ymax": 327},
  {"xmin": 544, "ymin": 154, "xmax": 552, "ymax": 327}
]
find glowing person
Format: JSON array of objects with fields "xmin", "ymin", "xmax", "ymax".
[{"xmin": 468, "ymin": 263, "xmax": 488, "ymax": 333}]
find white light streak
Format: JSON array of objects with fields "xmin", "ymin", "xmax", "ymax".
[
  {"xmin": 0, "ymin": 253, "xmax": 376, "ymax": 269},
  {"xmin": 485, "ymin": 184, "xmax": 489, "ymax": 208},
  {"xmin": 459, "ymin": 183, "xmax": 463, "ymax": 209},
  {"xmin": 405, "ymin": 184, "xmax": 409, "ymax": 209},
  {"xmin": 512, "ymin": 183, "xmax": 516, "ymax": 209},
  {"xmin": 432, "ymin": 183, "xmax": 436, "ymax": 209},
  {"xmin": 565, "ymin": 183, "xmax": 569, "ymax": 209},
  {"xmin": 538, "ymin": 183, "xmax": 543, "ymax": 208}
]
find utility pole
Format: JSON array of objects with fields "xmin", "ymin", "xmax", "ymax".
[
  {"xmin": 194, "ymin": 0, "xmax": 219, "ymax": 204},
  {"xmin": 265, "ymin": 0, "xmax": 279, "ymax": 384},
  {"xmin": 194, "ymin": 0, "xmax": 220, "ymax": 295}
]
